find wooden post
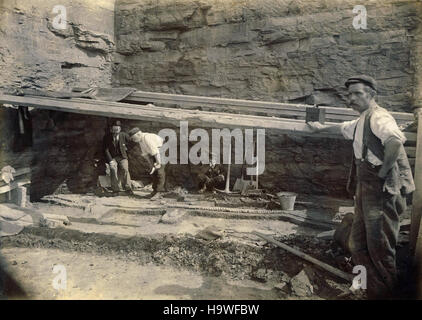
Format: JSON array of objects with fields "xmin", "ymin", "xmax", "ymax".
[
  {"xmin": 11, "ymin": 186, "xmax": 27, "ymax": 207},
  {"xmin": 224, "ymin": 140, "xmax": 231, "ymax": 193},
  {"xmin": 411, "ymin": 110, "xmax": 422, "ymax": 258},
  {"xmin": 411, "ymin": 110, "xmax": 422, "ymax": 299},
  {"xmin": 416, "ymin": 212, "xmax": 422, "ymax": 299}
]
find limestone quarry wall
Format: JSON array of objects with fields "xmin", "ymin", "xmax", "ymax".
[
  {"xmin": 1, "ymin": 0, "xmax": 421, "ymax": 199},
  {"xmin": 114, "ymin": 0, "xmax": 422, "ymax": 112},
  {"xmin": 0, "ymin": 0, "xmax": 115, "ymax": 91},
  {"xmin": 0, "ymin": 0, "xmax": 115, "ymax": 199},
  {"xmin": 111, "ymin": 0, "xmax": 421, "ymax": 197}
]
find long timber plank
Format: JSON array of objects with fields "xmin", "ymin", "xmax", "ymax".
[
  {"xmin": 69, "ymin": 96, "xmax": 417, "ymax": 142},
  {"xmin": 0, "ymin": 178, "xmax": 31, "ymax": 194},
  {"xmin": 1, "ymin": 94, "xmax": 417, "ymax": 144},
  {"xmin": 0, "ymin": 168, "xmax": 31, "ymax": 188},
  {"xmin": 72, "ymin": 87, "xmax": 414, "ymax": 122},
  {"xmin": 0, "ymin": 94, "xmax": 340, "ymax": 138}
]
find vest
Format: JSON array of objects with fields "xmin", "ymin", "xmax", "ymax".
[{"xmin": 346, "ymin": 107, "xmax": 415, "ymax": 196}]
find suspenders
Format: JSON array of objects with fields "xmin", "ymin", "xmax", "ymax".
[{"xmin": 354, "ymin": 109, "xmax": 383, "ymax": 163}]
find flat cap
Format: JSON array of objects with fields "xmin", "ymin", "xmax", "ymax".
[
  {"xmin": 128, "ymin": 127, "xmax": 141, "ymax": 136},
  {"xmin": 345, "ymin": 75, "xmax": 377, "ymax": 91}
]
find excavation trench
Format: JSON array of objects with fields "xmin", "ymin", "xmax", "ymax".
[{"xmin": 0, "ymin": 215, "xmax": 351, "ymax": 299}]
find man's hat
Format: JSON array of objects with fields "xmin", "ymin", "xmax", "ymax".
[
  {"xmin": 128, "ymin": 127, "xmax": 141, "ymax": 137},
  {"xmin": 345, "ymin": 75, "xmax": 377, "ymax": 91},
  {"xmin": 111, "ymin": 120, "xmax": 122, "ymax": 127}
]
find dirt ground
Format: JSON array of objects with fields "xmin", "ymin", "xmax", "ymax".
[
  {"xmin": 1, "ymin": 247, "xmax": 284, "ymax": 300},
  {"xmin": 0, "ymin": 190, "xmax": 413, "ymax": 300}
]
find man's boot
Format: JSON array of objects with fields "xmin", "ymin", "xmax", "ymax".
[{"xmin": 150, "ymin": 190, "xmax": 163, "ymax": 200}]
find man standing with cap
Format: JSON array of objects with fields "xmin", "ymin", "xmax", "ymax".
[
  {"xmin": 103, "ymin": 120, "xmax": 133, "ymax": 194},
  {"xmin": 129, "ymin": 127, "xmax": 166, "ymax": 200},
  {"xmin": 308, "ymin": 75, "xmax": 415, "ymax": 299}
]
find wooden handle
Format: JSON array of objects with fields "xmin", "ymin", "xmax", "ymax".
[{"xmin": 252, "ymin": 231, "xmax": 353, "ymax": 282}]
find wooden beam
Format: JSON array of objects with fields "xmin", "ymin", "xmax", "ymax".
[
  {"xmin": 0, "ymin": 94, "xmax": 344, "ymax": 139},
  {"xmin": 73, "ymin": 87, "xmax": 414, "ymax": 124},
  {"xmin": 66, "ymin": 96, "xmax": 418, "ymax": 143},
  {"xmin": 409, "ymin": 158, "xmax": 416, "ymax": 167},
  {"xmin": 0, "ymin": 178, "xmax": 31, "ymax": 194},
  {"xmin": 0, "ymin": 168, "xmax": 31, "ymax": 187},
  {"xmin": 411, "ymin": 111, "xmax": 422, "ymax": 261},
  {"xmin": 1, "ymin": 94, "xmax": 417, "ymax": 145},
  {"xmin": 405, "ymin": 132, "xmax": 418, "ymax": 143},
  {"xmin": 253, "ymin": 231, "xmax": 353, "ymax": 282},
  {"xmin": 406, "ymin": 146, "xmax": 417, "ymax": 158}
]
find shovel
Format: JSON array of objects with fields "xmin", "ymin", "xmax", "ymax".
[
  {"xmin": 215, "ymin": 139, "xmax": 240, "ymax": 195},
  {"xmin": 233, "ymin": 164, "xmax": 246, "ymax": 192}
]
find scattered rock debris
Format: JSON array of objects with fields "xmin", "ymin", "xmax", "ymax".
[
  {"xmin": 1, "ymin": 191, "xmax": 413, "ymax": 300},
  {"xmin": 289, "ymin": 269, "xmax": 314, "ymax": 297},
  {"xmin": 195, "ymin": 225, "xmax": 224, "ymax": 241},
  {"xmin": 159, "ymin": 208, "xmax": 188, "ymax": 224}
]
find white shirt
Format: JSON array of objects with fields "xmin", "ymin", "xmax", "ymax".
[
  {"xmin": 113, "ymin": 134, "xmax": 119, "ymax": 146},
  {"xmin": 340, "ymin": 103, "xmax": 406, "ymax": 165},
  {"xmin": 137, "ymin": 133, "xmax": 163, "ymax": 157}
]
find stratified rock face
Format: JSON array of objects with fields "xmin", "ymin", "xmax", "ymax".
[
  {"xmin": 0, "ymin": 0, "xmax": 115, "ymax": 198},
  {"xmin": 0, "ymin": 0, "xmax": 115, "ymax": 91},
  {"xmin": 114, "ymin": 0, "xmax": 421, "ymax": 112},
  {"xmin": 110, "ymin": 0, "xmax": 421, "ymax": 197},
  {"xmin": 1, "ymin": 0, "xmax": 420, "ymax": 199}
]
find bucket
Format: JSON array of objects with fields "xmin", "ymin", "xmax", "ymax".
[{"xmin": 277, "ymin": 192, "xmax": 297, "ymax": 210}]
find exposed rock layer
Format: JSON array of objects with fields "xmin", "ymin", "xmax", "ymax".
[
  {"xmin": 1, "ymin": 0, "xmax": 421, "ymax": 199},
  {"xmin": 114, "ymin": 0, "xmax": 422, "ymax": 112},
  {"xmin": 0, "ymin": 0, "xmax": 115, "ymax": 196},
  {"xmin": 0, "ymin": 0, "xmax": 115, "ymax": 91}
]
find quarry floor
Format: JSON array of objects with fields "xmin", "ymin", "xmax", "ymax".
[{"xmin": 0, "ymin": 189, "xmax": 412, "ymax": 300}]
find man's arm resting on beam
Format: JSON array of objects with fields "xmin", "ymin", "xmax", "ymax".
[
  {"xmin": 307, "ymin": 122, "xmax": 343, "ymax": 135},
  {"xmin": 378, "ymin": 137, "xmax": 402, "ymax": 179}
]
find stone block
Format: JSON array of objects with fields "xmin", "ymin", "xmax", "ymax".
[{"xmin": 10, "ymin": 186, "xmax": 27, "ymax": 208}]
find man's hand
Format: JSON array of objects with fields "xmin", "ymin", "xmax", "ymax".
[
  {"xmin": 109, "ymin": 159, "xmax": 117, "ymax": 167},
  {"xmin": 307, "ymin": 121, "xmax": 325, "ymax": 132},
  {"xmin": 307, "ymin": 122, "xmax": 343, "ymax": 135},
  {"xmin": 153, "ymin": 162, "xmax": 161, "ymax": 170}
]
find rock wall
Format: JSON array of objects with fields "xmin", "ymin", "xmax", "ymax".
[
  {"xmin": 111, "ymin": 0, "xmax": 421, "ymax": 197},
  {"xmin": 29, "ymin": 112, "xmax": 108, "ymax": 200},
  {"xmin": 1, "ymin": 0, "xmax": 421, "ymax": 199},
  {"xmin": 87, "ymin": 119, "xmax": 352, "ymax": 197},
  {"xmin": 0, "ymin": 0, "xmax": 115, "ymax": 199},
  {"xmin": 114, "ymin": 0, "xmax": 421, "ymax": 112},
  {"xmin": 0, "ymin": 0, "xmax": 115, "ymax": 91}
]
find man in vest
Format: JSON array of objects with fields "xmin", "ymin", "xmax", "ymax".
[
  {"xmin": 308, "ymin": 75, "xmax": 415, "ymax": 299},
  {"xmin": 103, "ymin": 120, "xmax": 133, "ymax": 194}
]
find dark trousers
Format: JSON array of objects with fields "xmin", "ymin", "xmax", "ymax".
[
  {"xmin": 349, "ymin": 161, "xmax": 403, "ymax": 299},
  {"xmin": 197, "ymin": 174, "xmax": 225, "ymax": 190},
  {"xmin": 152, "ymin": 163, "xmax": 167, "ymax": 192},
  {"xmin": 109, "ymin": 156, "xmax": 131, "ymax": 192}
]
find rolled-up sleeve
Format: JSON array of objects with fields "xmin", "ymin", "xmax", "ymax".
[
  {"xmin": 370, "ymin": 111, "xmax": 406, "ymax": 145},
  {"xmin": 340, "ymin": 119, "xmax": 358, "ymax": 141}
]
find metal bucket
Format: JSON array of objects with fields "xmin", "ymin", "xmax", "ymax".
[{"xmin": 277, "ymin": 192, "xmax": 297, "ymax": 210}]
